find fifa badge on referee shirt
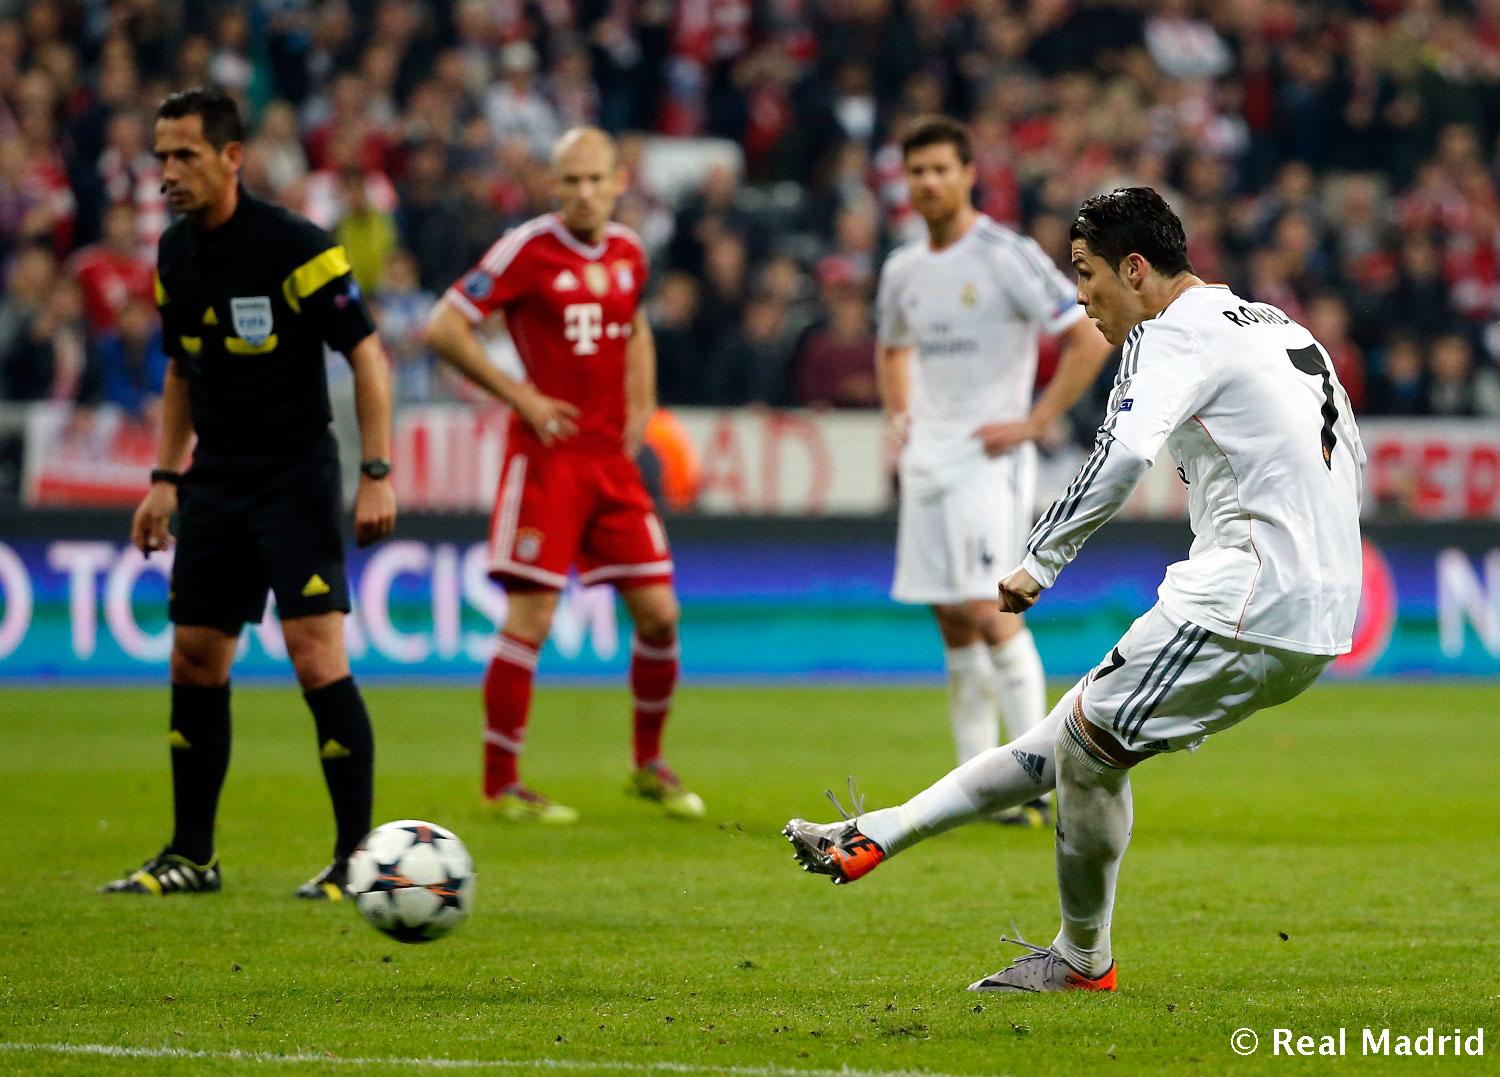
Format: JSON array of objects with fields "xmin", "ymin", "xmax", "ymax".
[
  {"xmin": 231, "ymin": 296, "xmax": 274, "ymax": 346},
  {"xmin": 961, "ymin": 281, "xmax": 978, "ymax": 307}
]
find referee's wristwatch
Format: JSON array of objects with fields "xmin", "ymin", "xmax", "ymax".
[{"xmin": 360, "ymin": 457, "xmax": 392, "ymax": 481}]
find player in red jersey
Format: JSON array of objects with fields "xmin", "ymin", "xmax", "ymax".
[
  {"xmin": 425, "ymin": 127, "xmax": 703, "ymax": 824},
  {"xmin": 70, "ymin": 202, "xmax": 155, "ymax": 338}
]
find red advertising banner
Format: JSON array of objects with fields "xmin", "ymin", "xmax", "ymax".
[
  {"xmin": 23, "ymin": 404, "xmax": 158, "ymax": 506},
  {"xmin": 1363, "ymin": 420, "xmax": 1500, "ymax": 518}
]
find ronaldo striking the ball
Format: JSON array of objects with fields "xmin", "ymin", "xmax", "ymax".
[{"xmin": 785, "ymin": 187, "xmax": 1366, "ymax": 994}]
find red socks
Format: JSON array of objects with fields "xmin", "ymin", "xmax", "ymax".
[
  {"xmin": 483, "ymin": 632, "xmax": 539, "ymax": 798},
  {"xmin": 485, "ymin": 630, "xmax": 679, "ymax": 794},
  {"xmin": 630, "ymin": 632, "xmax": 679, "ymax": 767}
]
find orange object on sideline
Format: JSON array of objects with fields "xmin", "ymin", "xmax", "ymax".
[{"xmin": 645, "ymin": 409, "xmax": 701, "ymax": 510}]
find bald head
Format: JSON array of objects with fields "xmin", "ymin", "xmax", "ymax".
[
  {"xmin": 551, "ymin": 126, "xmax": 625, "ymax": 242},
  {"xmin": 552, "ymin": 126, "xmax": 617, "ymax": 172}
]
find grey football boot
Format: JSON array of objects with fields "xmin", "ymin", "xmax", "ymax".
[{"xmin": 968, "ymin": 935, "xmax": 1117, "ymax": 993}]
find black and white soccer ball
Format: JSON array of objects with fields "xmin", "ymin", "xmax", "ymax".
[{"xmin": 348, "ymin": 820, "xmax": 475, "ymax": 943}]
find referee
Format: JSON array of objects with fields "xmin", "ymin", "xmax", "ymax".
[{"xmin": 102, "ymin": 88, "xmax": 397, "ymax": 900}]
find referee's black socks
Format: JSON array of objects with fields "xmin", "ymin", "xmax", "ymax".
[
  {"xmin": 304, "ymin": 676, "xmax": 375, "ymax": 862},
  {"xmin": 168, "ymin": 682, "xmax": 232, "ymax": 865}
]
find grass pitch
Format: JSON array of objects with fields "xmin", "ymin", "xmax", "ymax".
[{"xmin": 0, "ymin": 681, "xmax": 1496, "ymax": 1076}]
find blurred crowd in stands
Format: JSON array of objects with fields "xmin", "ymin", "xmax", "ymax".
[{"xmin": 3, "ymin": 0, "xmax": 1500, "ymax": 443}]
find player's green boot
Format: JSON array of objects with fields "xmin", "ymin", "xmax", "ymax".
[
  {"xmin": 629, "ymin": 760, "xmax": 705, "ymax": 819},
  {"xmin": 295, "ymin": 859, "xmax": 350, "ymax": 900},
  {"xmin": 486, "ymin": 784, "xmax": 580, "ymax": 824},
  {"xmin": 100, "ymin": 848, "xmax": 221, "ymax": 895}
]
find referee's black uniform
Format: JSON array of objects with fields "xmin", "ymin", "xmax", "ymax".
[
  {"xmin": 134, "ymin": 189, "xmax": 379, "ymax": 898},
  {"xmin": 101, "ymin": 87, "xmax": 393, "ymax": 901},
  {"xmin": 155, "ymin": 190, "xmax": 373, "ymax": 628}
]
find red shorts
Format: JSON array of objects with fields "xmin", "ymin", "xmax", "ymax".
[{"xmin": 487, "ymin": 446, "xmax": 673, "ymax": 592}]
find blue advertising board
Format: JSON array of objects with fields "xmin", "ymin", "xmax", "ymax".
[{"xmin": 0, "ymin": 515, "xmax": 1495, "ymax": 682}]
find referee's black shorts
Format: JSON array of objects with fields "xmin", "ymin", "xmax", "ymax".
[{"xmin": 170, "ymin": 436, "xmax": 351, "ymax": 632}]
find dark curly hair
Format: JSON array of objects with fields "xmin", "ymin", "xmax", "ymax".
[{"xmin": 1070, "ymin": 188, "xmax": 1193, "ymax": 276}]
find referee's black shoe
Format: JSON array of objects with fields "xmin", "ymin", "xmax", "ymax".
[
  {"xmin": 295, "ymin": 859, "xmax": 350, "ymax": 901},
  {"xmin": 101, "ymin": 848, "xmax": 221, "ymax": 895}
]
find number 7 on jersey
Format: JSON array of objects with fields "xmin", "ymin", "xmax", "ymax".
[{"xmin": 1286, "ymin": 344, "xmax": 1339, "ymax": 470}]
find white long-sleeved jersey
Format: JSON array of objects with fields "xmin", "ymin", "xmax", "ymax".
[{"xmin": 1020, "ymin": 284, "xmax": 1365, "ymax": 655}]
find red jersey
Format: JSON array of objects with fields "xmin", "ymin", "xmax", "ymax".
[
  {"xmin": 71, "ymin": 244, "xmax": 154, "ymax": 336},
  {"xmin": 445, "ymin": 213, "xmax": 648, "ymax": 455}
]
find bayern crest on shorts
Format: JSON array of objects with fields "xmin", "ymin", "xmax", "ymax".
[{"xmin": 515, "ymin": 528, "xmax": 544, "ymax": 562}]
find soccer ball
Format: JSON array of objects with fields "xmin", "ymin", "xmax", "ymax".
[{"xmin": 348, "ymin": 820, "xmax": 475, "ymax": 943}]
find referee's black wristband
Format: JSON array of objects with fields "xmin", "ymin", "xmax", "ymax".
[{"xmin": 149, "ymin": 468, "xmax": 182, "ymax": 486}]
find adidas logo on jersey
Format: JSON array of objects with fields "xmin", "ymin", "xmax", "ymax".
[{"xmin": 553, "ymin": 269, "xmax": 580, "ymax": 292}]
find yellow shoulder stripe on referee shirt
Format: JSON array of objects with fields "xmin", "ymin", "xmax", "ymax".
[
  {"xmin": 154, "ymin": 271, "xmax": 167, "ymax": 307},
  {"xmin": 281, "ymin": 246, "xmax": 352, "ymax": 314}
]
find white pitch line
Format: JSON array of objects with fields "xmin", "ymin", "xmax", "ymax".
[{"xmin": 0, "ymin": 1042, "xmax": 976, "ymax": 1077}]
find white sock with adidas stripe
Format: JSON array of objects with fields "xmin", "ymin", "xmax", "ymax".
[{"xmin": 857, "ymin": 683, "xmax": 1077, "ymax": 856}]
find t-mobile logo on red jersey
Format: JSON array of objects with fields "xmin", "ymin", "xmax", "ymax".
[
  {"xmin": 564, "ymin": 302, "xmax": 632, "ymax": 355},
  {"xmin": 564, "ymin": 302, "xmax": 604, "ymax": 355}
]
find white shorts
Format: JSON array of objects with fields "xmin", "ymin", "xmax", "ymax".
[
  {"xmin": 891, "ymin": 446, "xmax": 1036, "ymax": 605},
  {"xmin": 1078, "ymin": 603, "xmax": 1333, "ymax": 754}
]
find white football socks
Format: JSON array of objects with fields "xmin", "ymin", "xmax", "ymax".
[
  {"xmin": 1052, "ymin": 711, "xmax": 1132, "ymax": 979},
  {"xmin": 945, "ymin": 641, "xmax": 998, "ymax": 763},
  {"xmin": 857, "ymin": 683, "xmax": 1079, "ymax": 856},
  {"xmin": 991, "ymin": 629, "xmax": 1046, "ymax": 741}
]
